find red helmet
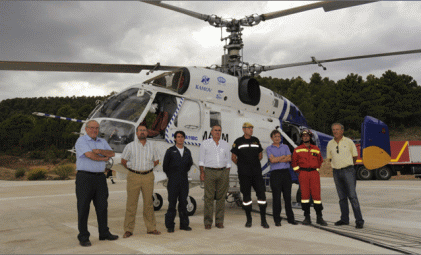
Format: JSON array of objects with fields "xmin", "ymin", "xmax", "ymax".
[{"xmin": 300, "ymin": 129, "xmax": 313, "ymax": 137}]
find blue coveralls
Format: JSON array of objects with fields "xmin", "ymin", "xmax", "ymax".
[{"xmin": 162, "ymin": 145, "xmax": 193, "ymax": 229}]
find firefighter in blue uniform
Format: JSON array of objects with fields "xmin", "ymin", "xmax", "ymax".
[
  {"xmin": 231, "ymin": 122, "xmax": 269, "ymax": 229},
  {"xmin": 163, "ymin": 131, "xmax": 193, "ymax": 233}
]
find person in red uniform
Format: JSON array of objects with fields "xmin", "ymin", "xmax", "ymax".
[{"xmin": 291, "ymin": 129, "xmax": 327, "ymax": 226}]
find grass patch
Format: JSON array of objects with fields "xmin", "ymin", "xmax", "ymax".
[{"xmin": 27, "ymin": 168, "xmax": 48, "ymax": 180}]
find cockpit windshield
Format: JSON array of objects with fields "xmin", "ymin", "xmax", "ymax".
[{"xmin": 92, "ymin": 88, "xmax": 152, "ymax": 122}]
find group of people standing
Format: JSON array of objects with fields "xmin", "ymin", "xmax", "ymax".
[{"xmin": 74, "ymin": 120, "xmax": 364, "ymax": 247}]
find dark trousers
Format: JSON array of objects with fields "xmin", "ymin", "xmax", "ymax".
[
  {"xmin": 238, "ymin": 174, "xmax": 266, "ymax": 203},
  {"xmin": 75, "ymin": 172, "xmax": 109, "ymax": 242},
  {"xmin": 333, "ymin": 165, "xmax": 364, "ymax": 224},
  {"xmin": 270, "ymin": 169, "xmax": 294, "ymax": 223},
  {"xmin": 165, "ymin": 174, "xmax": 189, "ymax": 229}
]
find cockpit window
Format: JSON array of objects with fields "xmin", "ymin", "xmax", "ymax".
[
  {"xmin": 144, "ymin": 68, "xmax": 190, "ymax": 94},
  {"xmin": 92, "ymin": 88, "xmax": 152, "ymax": 122}
]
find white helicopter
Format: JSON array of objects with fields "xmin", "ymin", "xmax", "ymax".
[{"xmin": 1, "ymin": 1, "xmax": 420, "ymax": 215}]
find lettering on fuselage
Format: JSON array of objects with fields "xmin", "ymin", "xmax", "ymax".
[
  {"xmin": 202, "ymin": 131, "xmax": 229, "ymax": 143},
  {"xmin": 171, "ymin": 133, "xmax": 198, "ymax": 141},
  {"xmin": 195, "ymin": 84, "xmax": 212, "ymax": 92}
]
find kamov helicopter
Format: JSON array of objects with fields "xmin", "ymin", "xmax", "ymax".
[{"xmin": 1, "ymin": 1, "xmax": 421, "ymax": 215}]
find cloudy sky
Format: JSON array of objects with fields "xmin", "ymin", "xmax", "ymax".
[{"xmin": 1, "ymin": 1, "xmax": 421, "ymax": 102}]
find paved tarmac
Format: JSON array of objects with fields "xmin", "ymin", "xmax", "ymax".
[{"xmin": 1, "ymin": 177, "xmax": 420, "ymax": 254}]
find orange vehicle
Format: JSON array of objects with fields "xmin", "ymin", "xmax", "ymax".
[{"xmin": 355, "ymin": 141, "xmax": 421, "ymax": 180}]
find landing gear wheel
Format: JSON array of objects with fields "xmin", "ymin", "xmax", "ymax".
[
  {"xmin": 187, "ymin": 196, "xmax": 197, "ymax": 216},
  {"xmin": 375, "ymin": 166, "xmax": 392, "ymax": 180},
  {"xmin": 152, "ymin": 193, "xmax": 163, "ymax": 211},
  {"xmin": 357, "ymin": 166, "xmax": 374, "ymax": 180}
]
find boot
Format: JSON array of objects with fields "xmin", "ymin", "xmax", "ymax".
[
  {"xmin": 314, "ymin": 203, "xmax": 328, "ymax": 226},
  {"xmin": 243, "ymin": 204, "xmax": 252, "ymax": 228},
  {"xmin": 301, "ymin": 203, "xmax": 311, "ymax": 225},
  {"xmin": 259, "ymin": 203, "xmax": 269, "ymax": 229}
]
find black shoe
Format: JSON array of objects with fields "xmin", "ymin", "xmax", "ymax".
[
  {"xmin": 302, "ymin": 216, "xmax": 311, "ymax": 225},
  {"xmin": 275, "ymin": 221, "xmax": 282, "ymax": 227},
  {"xmin": 334, "ymin": 220, "xmax": 349, "ymax": 226},
  {"xmin": 167, "ymin": 228, "xmax": 174, "ymax": 233},
  {"xmin": 317, "ymin": 217, "xmax": 328, "ymax": 226},
  {"xmin": 180, "ymin": 226, "xmax": 192, "ymax": 231},
  {"xmin": 355, "ymin": 222, "xmax": 364, "ymax": 229},
  {"xmin": 99, "ymin": 233, "xmax": 119, "ymax": 241},
  {"xmin": 288, "ymin": 220, "xmax": 298, "ymax": 225},
  {"xmin": 79, "ymin": 240, "xmax": 92, "ymax": 247},
  {"xmin": 245, "ymin": 220, "xmax": 252, "ymax": 228},
  {"xmin": 261, "ymin": 222, "xmax": 270, "ymax": 229}
]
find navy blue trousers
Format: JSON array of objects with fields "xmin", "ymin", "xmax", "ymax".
[{"xmin": 165, "ymin": 174, "xmax": 189, "ymax": 229}]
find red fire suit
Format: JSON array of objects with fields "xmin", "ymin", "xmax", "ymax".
[{"xmin": 291, "ymin": 144, "xmax": 323, "ymax": 204}]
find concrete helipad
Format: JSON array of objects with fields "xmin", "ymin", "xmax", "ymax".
[{"xmin": 1, "ymin": 177, "xmax": 420, "ymax": 254}]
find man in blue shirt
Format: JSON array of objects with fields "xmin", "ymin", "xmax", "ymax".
[
  {"xmin": 266, "ymin": 129, "xmax": 297, "ymax": 226},
  {"xmin": 75, "ymin": 120, "xmax": 118, "ymax": 247}
]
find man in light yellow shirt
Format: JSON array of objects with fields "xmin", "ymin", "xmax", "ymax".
[{"xmin": 326, "ymin": 123, "xmax": 364, "ymax": 229}]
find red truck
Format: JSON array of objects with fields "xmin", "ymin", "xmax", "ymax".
[{"xmin": 355, "ymin": 141, "xmax": 421, "ymax": 180}]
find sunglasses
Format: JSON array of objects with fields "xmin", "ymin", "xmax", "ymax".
[{"xmin": 336, "ymin": 146, "xmax": 339, "ymax": 154}]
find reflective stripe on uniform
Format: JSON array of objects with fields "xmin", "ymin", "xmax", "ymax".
[
  {"xmin": 310, "ymin": 149, "xmax": 320, "ymax": 154},
  {"xmin": 243, "ymin": 200, "xmax": 252, "ymax": 206},
  {"xmin": 257, "ymin": 200, "xmax": 266, "ymax": 204},
  {"xmin": 238, "ymin": 144, "xmax": 250, "ymax": 149},
  {"xmin": 313, "ymin": 200, "xmax": 322, "ymax": 204},
  {"xmin": 301, "ymin": 199, "xmax": 310, "ymax": 203},
  {"xmin": 316, "ymin": 168, "xmax": 319, "ymax": 171},
  {"xmin": 295, "ymin": 149, "xmax": 309, "ymax": 153},
  {"xmin": 293, "ymin": 166, "xmax": 300, "ymax": 171},
  {"xmin": 250, "ymin": 144, "xmax": 260, "ymax": 148}
]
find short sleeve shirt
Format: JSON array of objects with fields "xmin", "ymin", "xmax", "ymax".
[
  {"xmin": 231, "ymin": 136, "xmax": 263, "ymax": 176},
  {"xmin": 327, "ymin": 136, "xmax": 358, "ymax": 169},
  {"xmin": 75, "ymin": 135, "xmax": 113, "ymax": 172},
  {"xmin": 121, "ymin": 138, "xmax": 159, "ymax": 171},
  {"xmin": 266, "ymin": 144, "xmax": 291, "ymax": 171}
]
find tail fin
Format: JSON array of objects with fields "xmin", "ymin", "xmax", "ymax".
[{"xmin": 361, "ymin": 116, "xmax": 391, "ymax": 169}]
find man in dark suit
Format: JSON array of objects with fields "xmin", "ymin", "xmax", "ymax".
[{"xmin": 163, "ymin": 131, "xmax": 193, "ymax": 233}]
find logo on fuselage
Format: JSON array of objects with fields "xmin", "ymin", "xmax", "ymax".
[
  {"xmin": 196, "ymin": 85, "xmax": 212, "ymax": 92},
  {"xmin": 201, "ymin": 75, "xmax": 210, "ymax": 85},
  {"xmin": 217, "ymin": 77, "xmax": 226, "ymax": 84}
]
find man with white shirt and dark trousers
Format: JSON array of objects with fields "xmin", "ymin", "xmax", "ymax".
[
  {"xmin": 199, "ymin": 124, "xmax": 231, "ymax": 230},
  {"xmin": 163, "ymin": 131, "xmax": 193, "ymax": 233}
]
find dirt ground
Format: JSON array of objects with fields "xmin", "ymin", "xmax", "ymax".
[{"xmin": 0, "ymin": 155, "xmax": 76, "ymax": 181}]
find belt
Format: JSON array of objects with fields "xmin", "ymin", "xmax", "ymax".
[
  {"xmin": 272, "ymin": 168, "xmax": 290, "ymax": 171},
  {"xmin": 128, "ymin": 168, "xmax": 153, "ymax": 175},
  {"xmin": 206, "ymin": 167, "xmax": 225, "ymax": 170},
  {"xmin": 77, "ymin": 170, "xmax": 104, "ymax": 176},
  {"xmin": 334, "ymin": 165, "xmax": 354, "ymax": 170},
  {"xmin": 300, "ymin": 168, "xmax": 316, "ymax": 172}
]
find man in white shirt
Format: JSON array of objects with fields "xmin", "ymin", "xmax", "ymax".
[
  {"xmin": 121, "ymin": 124, "xmax": 161, "ymax": 238},
  {"xmin": 199, "ymin": 124, "xmax": 231, "ymax": 229}
]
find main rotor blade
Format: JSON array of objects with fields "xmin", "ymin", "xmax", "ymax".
[
  {"xmin": 0, "ymin": 61, "xmax": 180, "ymax": 73},
  {"xmin": 262, "ymin": 1, "xmax": 375, "ymax": 21},
  {"xmin": 259, "ymin": 49, "xmax": 421, "ymax": 72},
  {"xmin": 141, "ymin": 1, "xmax": 210, "ymax": 22}
]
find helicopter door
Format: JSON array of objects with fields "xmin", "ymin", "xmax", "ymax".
[{"xmin": 170, "ymin": 99, "xmax": 202, "ymax": 145}]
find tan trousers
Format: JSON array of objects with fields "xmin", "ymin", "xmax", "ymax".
[
  {"xmin": 124, "ymin": 171, "xmax": 156, "ymax": 233},
  {"xmin": 204, "ymin": 168, "xmax": 230, "ymax": 225}
]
